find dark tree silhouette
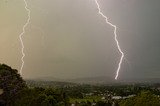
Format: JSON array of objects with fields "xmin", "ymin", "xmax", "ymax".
[{"xmin": 0, "ymin": 64, "xmax": 26, "ymax": 105}]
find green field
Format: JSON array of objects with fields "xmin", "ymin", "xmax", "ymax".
[{"xmin": 70, "ymin": 96, "xmax": 102, "ymax": 103}]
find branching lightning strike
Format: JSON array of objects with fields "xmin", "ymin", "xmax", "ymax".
[
  {"xmin": 94, "ymin": 0, "xmax": 124, "ymax": 80},
  {"xmin": 19, "ymin": 0, "xmax": 30, "ymax": 75}
]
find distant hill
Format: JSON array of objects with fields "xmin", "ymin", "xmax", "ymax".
[
  {"xmin": 25, "ymin": 76, "xmax": 65, "ymax": 82},
  {"xmin": 119, "ymin": 77, "xmax": 160, "ymax": 83},
  {"xmin": 26, "ymin": 80, "xmax": 77, "ymax": 88},
  {"xmin": 25, "ymin": 76, "xmax": 160, "ymax": 85},
  {"xmin": 26, "ymin": 76, "xmax": 116, "ymax": 84},
  {"xmin": 66, "ymin": 76, "xmax": 115, "ymax": 84}
]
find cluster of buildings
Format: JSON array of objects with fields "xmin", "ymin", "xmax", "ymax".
[{"xmin": 71, "ymin": 90, "xmax": 136, "ymax": 106}]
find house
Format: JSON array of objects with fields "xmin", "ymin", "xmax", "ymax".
[
  {"xmin": 123, "ymin": 94, "xmax": 136, "ymax": 99},
  {"xmin": 101, "ymin": 96, "xmax": 105, "ymax": 100},
  {"xmin": 112, "ymin": 96, "xmax": 122, "ymax": 100}
]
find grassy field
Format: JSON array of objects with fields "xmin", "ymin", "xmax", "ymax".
[{"xmin": 70, "ymin": 96, "xmax": 102, "ymax": 103}]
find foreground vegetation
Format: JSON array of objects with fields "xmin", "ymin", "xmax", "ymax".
[{"xmin": 1, "ymin": 64, "xmax": 160, "ymax": 106}]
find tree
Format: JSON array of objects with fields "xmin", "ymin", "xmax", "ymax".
[
  {"xmin": 0, "ymin": 64, "xmax": 69, "ymax": 106},
  {"xmin": 0, "ymin": 64, "xmax": 26, "ymax": 105},
  {"xmin": 120, "ymin": 91, "xmax": 160, "ymax": 106}
]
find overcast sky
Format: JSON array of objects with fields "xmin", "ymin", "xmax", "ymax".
[{"xmin": 0, "ymin": 0, "xmax": 160, "ymax": 80}]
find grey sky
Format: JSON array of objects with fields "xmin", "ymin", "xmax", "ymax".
[{"xmin": 0, "ymin": 0, "xmax": 160, "ymax": 79}]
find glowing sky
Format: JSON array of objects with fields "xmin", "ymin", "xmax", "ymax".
[{"xmin": 0, "ymin": 0, "xmax": 160, "ymax": 80}]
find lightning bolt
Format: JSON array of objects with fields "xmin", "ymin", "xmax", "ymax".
[
  {"xmin": 19, "ymin": 0, "xmax": 30, "ymax": 75},
  {"xmin": 94, "ymin": 0, "xmax": 124, "ymax": 80}
]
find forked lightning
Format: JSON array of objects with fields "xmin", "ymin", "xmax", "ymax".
[
  {"xmin": 19, "ymin": 0, "xmax": 30, "ymax": 75},
  {"xmin": 19, "ymin": 0, "xmax": 124, "ymax": 79},
  {"xmin": 94, "ymin": 0, "xmax": 124, "ymax": 80}
]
